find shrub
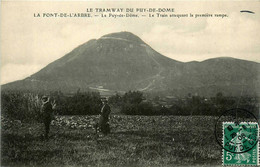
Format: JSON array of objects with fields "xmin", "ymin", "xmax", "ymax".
[
  {"xmin": 121, "ymin": 102, "xmax": 138, "ymax": 115},
  {"xmin": 121, "ymin": 101, "xmax": 156, "ymax": 115},
  {"xmin": 1, "ymin": 91, "xmax": 42, "ymax": 122},
  {"xmin": 62, "ymin": 91, "xmax": 102, "ymax": 115},
  {"xmin": 1, "ymin": 90, "xmax": 102, "ymax": 122}
]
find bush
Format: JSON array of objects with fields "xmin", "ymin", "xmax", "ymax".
[
  {"xmin": 120, "ymin": 91, "xmax": 159, "ymax": 115},
  {"xmin": 62, "ymin": 91, "xmax": 102, "ymax": 115},
  {"xmin": 120, "ymin": 91, "xmax": 143, "ymax": 115},
  {"xmin": 122, "ymin": 91, "xmax": 143, "ymax": 104},
  {"xmin": 1, "ymin": 90, "xmax": 102, "ymax": 122},
  {"xmin": 137, "ymin": 102, "xmax": 157, "ymax": 115},
  {"xmin": 121, "ymin": 102, "xmax": 138, "ymax": 115},
  {"xmin": 1, "ymin": 91, "xmax": 42, "ymax": 122},
  {"xmin": 108, "ymin": 93, "xmax": 123, "ymax": 107},
  {"xmin": 121, "ymin": 101, "xmax": 156, "ymax": 115}
]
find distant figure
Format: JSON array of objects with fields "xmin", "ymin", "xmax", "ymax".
[
  {"xmin": 98, "ymin": 98, "xmax": 111, "ymax": 135},
  {"xmin": 41, "ymin": 95, "xmax": 55, "ymax": 139}
]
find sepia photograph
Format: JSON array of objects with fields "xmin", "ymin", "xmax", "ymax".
[{"xmin": 1, "ymin": 1, "xmax": 260, "ymax": 166}]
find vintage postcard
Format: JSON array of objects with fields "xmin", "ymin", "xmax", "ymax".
[{"xmin": 1, "ymin": 1, "xmax": 260, "ymax": 166}]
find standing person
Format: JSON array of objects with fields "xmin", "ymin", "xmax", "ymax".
[
  {"xmin": 41, "ymin": 95, "xmax": 55, "ymax": 139},
  {"xmin": 98, "ymin": 98, "xmax": 111, "ymax": 135}
]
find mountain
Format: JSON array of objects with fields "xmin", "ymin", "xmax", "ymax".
[{"xmin": 2, "ymin": 32, "xmax": 260, "ymax": 97}]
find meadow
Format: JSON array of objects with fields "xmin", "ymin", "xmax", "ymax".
[{"xmin": 2, "ymin": 115, "xmax": 222, "ymax": 167}]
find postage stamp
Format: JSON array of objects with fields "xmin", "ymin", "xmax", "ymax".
[{"xmin": 222, "ymin": 122, "xmax": 259, "ymax": 165}]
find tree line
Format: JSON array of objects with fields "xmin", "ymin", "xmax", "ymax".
[
  {"xmin": 1, "ymin": 90, "xmax": 259, "ymax": 122},
  {"xmin": 109, "ymin": 91, "xmax": 259, "ymax": 116}
]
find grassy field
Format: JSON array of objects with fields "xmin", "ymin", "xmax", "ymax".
[{"xmin": 2, "ymin": 115, "xmax": 222, "ymax": 167}]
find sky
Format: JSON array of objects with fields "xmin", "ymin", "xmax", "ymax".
[{"xmin": 1, "ymin": 1, "xmax": 260, "ymax": 84}]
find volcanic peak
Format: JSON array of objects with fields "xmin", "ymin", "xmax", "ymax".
[{"xmin": 100, "ymin": 31, "xmax": 146, "ymax": 44}]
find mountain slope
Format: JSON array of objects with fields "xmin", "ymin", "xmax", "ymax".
[
  {"xmin": 2, "ymin": 32, "xmax": 260, "ymax": 97},
  {"xmin": 165, "ymin": 58, "xmax": 260, "ymax": 96}
]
